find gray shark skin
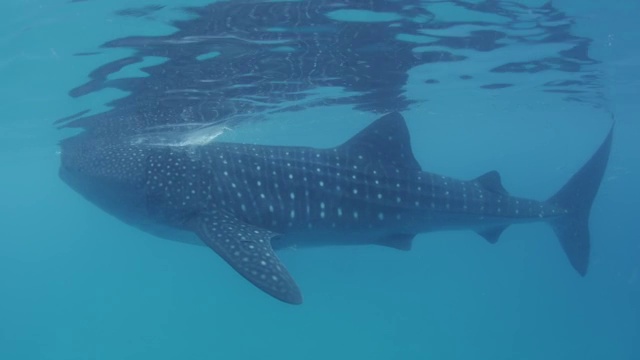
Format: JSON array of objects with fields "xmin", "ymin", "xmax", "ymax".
[{"xmin": 59, "ymin": 113, "xmax": 613, "ymax": 304}]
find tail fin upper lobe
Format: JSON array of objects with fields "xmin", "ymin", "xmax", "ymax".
[{"xmin": 547, "ymin": 125, "xmax": 614, "ymax": 276}]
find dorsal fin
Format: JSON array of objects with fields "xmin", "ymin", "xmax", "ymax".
[
  {"xmin": 474, "ymin": 170, "xmax": 508, "ymax": 195},
  {"xmin": 338, "ymin": 112, "xmax": 421, "ymax": 170}
]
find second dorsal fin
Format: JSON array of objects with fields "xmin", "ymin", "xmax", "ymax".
[{"xmin": 474, "ymin": 170, "xmax": 508, "ymax": 196}]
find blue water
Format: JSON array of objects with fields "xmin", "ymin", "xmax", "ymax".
[{"xmin": 1, "ymin": 1, "xmax": 638, "ymax": 359}]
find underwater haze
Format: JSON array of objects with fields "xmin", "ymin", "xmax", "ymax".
[{"xmin": 1, "ymin": 0, "xmax": 638, "ymax": 359}]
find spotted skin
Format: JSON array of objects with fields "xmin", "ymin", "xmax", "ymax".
[
  {"xmin": 59, "ymin": 112, "xmax": 613, "ymax": 304},
  {"xmin": 188, "ymin": 142, "xmax": 563, "ymax": 239},
  {"xmin": 194, "ymin": 210, "xmax": 301, "ymax": 304}
]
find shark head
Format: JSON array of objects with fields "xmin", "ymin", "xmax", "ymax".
[{"xmin": 59, "ymin": 136, "xmax": 150, "ymax": 221}]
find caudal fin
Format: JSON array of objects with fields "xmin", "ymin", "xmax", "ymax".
[{"xmin": 547, "ymin": 125, "xmax": 614, "ymax": 276}]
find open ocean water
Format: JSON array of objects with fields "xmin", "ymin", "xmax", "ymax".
[{"xmin": 0, "ymin": 1, "xmax": 638, "ymax": 359}]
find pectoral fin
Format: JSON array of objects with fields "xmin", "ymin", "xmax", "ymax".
[{"xmin": 192, "ymin": 211, "xmax": 302, "ymax": 305}]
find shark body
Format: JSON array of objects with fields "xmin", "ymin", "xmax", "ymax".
[{"xmin": 60, "ymin": 113, "xmax": 613, "ymax": 304}]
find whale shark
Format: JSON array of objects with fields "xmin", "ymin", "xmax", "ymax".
[{"xmin": 59, "ymin": 112, "xmax": 613, "ymax": 304}]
